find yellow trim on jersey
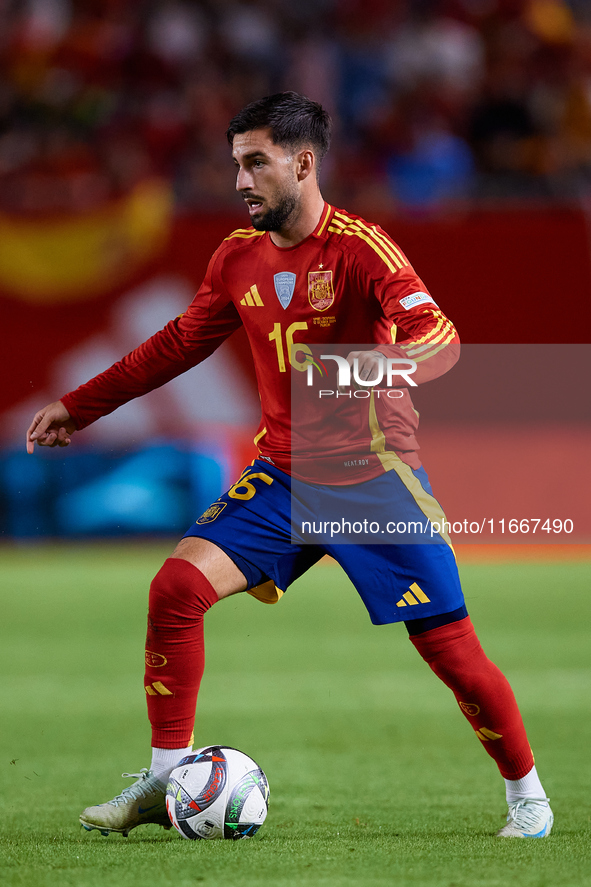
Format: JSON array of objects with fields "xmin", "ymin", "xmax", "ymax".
[
  {"xmin": 411, "ymin": 331, "xmax": 458, "ymax": 364},
  {"xmin": 253, "ymin": 426, "xmax": 267, "ymax": 448},
  {"xmin": 333, "ymin": 211, "xmax": 408, "ymax": 265},
  {"xmin": 316, "ymin": 203, "xmax": 332, "ymax": 236},
  {"xmin": 367, "ymin": 391, "xmax": 454, "ymax": 550},
  {"xmin": 400, "ymin": 311, "xmax": 447, "ymax": 350},
  {"xmin": 329, "ymin": 214, "xmax": 346, "ymax": 228},
  {"xmin": 404, "ymin": 327, "xmax": 454, "ymax": 356},
  {"xmin": 371, "ymin": 228, "xmax": 408, "ymax": 269},
  {"xmin": 328, "ymin": 224, "xmax": 398, "ymax": 274},
  {"xmin": 224, "ymin": 228, "xmax": 266, "ymax": 241},
  {"xmin": 329, "ymin": 216, "xmax": 457, "ymax": 362},
  {"xmin": 334, "ymin": 211, "xmax": 407, "ymax": 269},
  {"xmin": 331, "ymin": 214, "xmax": 456, "ymax": 361},
  {"xmin": 399, "ymin": 311, "xmax": 457, "ymax": 362},
  {"xmin": 411, "ymin": 331, "xmax": 456, "ymax": 363},
  {"xmin": 333, "ymin": 211, "xmax": 409, "ymax": 270},
  {"xmin": 403, "ymin": 322, "xmax": 455, "ymax": 357}
]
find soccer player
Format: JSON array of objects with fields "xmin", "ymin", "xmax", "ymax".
[{"xmin": 26, "ymin": 93, "xmax": 553, "ymax": 839}]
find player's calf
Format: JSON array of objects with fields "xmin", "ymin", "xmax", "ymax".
[
  {"xmin": 81, "ymin": 558, "xmax": 223, "ymax": 835},
  {"xmin": 409, "ymin": 614, "xmax": 553, "ymax": 836},
  {"xmin": 409, "ymin": 615, "xmax": 534, "ymax": 778},
  {"xmin": 145, "ymin": 558, "xmax": 219, "ymax": 748}
]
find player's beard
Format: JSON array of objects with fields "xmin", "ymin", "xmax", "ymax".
[{"xmin": 249, "ymin": 186, "xmax": 300, "ymax": 232}]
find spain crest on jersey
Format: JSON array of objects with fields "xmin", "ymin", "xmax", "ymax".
[{"xmin": 308, "ymin": 270, "xmax": 334, "ymax": 311}]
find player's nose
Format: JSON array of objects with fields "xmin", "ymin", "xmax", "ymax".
[{"xmin": 236, "ymin": 167, "xmax": 254, "ymax": 192}]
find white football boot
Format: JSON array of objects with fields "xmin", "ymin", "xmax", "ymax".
[
  {"xmin": 496, "ymin": 798, "xmax": 554, "ymax": 838},
  {"xmin": 80, "ymin": 769, "xmax": 171, "ymax": 836}
]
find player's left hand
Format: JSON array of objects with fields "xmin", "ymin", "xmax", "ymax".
[
  {"xmin": 343, "ymin": 350, "xmax": 385, "ymax": 390},
  {"xmin": 26, "ymin": 401, "xmax": 76, "ymax": 454}
]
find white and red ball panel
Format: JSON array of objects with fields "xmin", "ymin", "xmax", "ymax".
[{"xmin": 166, "ymin": 746, "xmax": 269, "ymax": 840}]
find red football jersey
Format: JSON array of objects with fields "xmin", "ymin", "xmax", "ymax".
[{"xmin": 62, "ymin": 204, "xmax": 459, "ymax": 483}]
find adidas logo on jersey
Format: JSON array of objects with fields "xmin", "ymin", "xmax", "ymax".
[
  {"xmin": 395, "ymin": 582, "xmax": 430, "ymax": 607},
  {"xmin": 240, "ymin": 285, "xmax": 264, "ymax": 307}
]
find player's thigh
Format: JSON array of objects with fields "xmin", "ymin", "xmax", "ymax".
[
  {"xmin": 329, "ymin": 541, "xmax": 464, "ymax": 625},
  {"xmin": 178, "ymin": 459, "xmax": 299, "ymax": 599},
  {"xmin": 171, "ymin": 537, "xmax": 248, "ymax": 599}
]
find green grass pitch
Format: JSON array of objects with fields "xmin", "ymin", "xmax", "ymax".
[{"xmin": 1, "ymin": 543, "xmax": 590, "ymax": 886}]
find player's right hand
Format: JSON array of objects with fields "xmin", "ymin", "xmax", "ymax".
[{"xmin": 26, "ymin": 401, "xmax": 75, "ymax": 454}]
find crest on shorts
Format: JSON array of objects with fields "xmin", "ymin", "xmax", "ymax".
[
  {"xmin": 196, "ymin": 502, "xmax": 227, "ymax": 525},
  {"xmin": 274, "ymin": 272, "xmax": 296, "ymax": 309},
  {"xmin": 308, "ymin": 270, "xmax": 334, "ymax": 311}
]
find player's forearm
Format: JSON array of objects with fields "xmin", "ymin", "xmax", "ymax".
[
  {"xmin": 61, "ymin": 320, "xmax": 221, "ymax": 430},
  {"xmin": 374, "ymin": 336, "xmax": 460, "ymax": 386},
  {"xmin": 61, "ymin": 361, "xmax": 180, "ymax": 430},
  {"xmin": 394, "ymin": 303, "xmax": 460, "ymax": 384},
  {"xmin": 401, "ymin": 336, "xmax": 460, "ymax": 384}
]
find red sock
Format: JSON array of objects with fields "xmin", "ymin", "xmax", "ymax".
[
  {"xmin": 410, "ymin": 616, "xmax": 534, "ymax": 779},
  {"xmin": 144, "ymin": 558, "xmax": 218, "ymax": 748}
]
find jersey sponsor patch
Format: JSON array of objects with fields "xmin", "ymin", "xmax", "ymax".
[
  {"xmin": 400, "ymin": 292, "xmax": 437, "ymax": 310},
  {"xmin": 274, "ymin": 272, "xmax": 296, "ymax": 309}
]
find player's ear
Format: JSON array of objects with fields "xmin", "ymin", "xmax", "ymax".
[{"xmin": 296, "ymin": 149, "xmax": 315, "ymax": 182}]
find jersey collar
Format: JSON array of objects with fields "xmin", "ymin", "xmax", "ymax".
[
  {"xmin": 266, "ymin": 202, "xmax": 334, "ymax": 251},
  {"xmin": 312, "ymin": 202, "xmax": 334, "ymax": 239}
]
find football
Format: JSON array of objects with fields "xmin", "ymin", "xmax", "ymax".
[{"xmin": 165, "ymin": 746, "xmax": 270, "ymax": 840}]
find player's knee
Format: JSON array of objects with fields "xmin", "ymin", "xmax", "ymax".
[
  {"xmin": 409, "ymin": 616, "xmax": 490, "ymax": 686},
  {"xmin": 409, "ymin": 615, "xmax": 479, "ymax": 664},
  {"xmin": 148, "ymin": 557, "xmax": 219, "ymax": 627}
]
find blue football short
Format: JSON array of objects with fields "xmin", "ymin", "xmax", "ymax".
[{"xmin": 183, "ymin": 459, "xmax": 465, "ymax": 626}]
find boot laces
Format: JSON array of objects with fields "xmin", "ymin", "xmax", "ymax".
[
  {"xmin": 108, "ymin": 769, "xmax": 159, "ymax": 808},
  {"xmin": 507, "ymin": 798, "xmax": 549, "ymax": 830}
]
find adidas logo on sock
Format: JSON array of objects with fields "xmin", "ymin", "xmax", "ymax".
[
  {"xmin": 476, "ymin": 727, "xmax": 503, "ymax": 741},
  {"xmin": 145, "ymin": 681, "xmax": 173, "ymax": 696}
]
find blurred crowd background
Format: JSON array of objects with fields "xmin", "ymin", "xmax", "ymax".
[{"xmin": 2, "ymin": 0, "xmax": 591, "ymax": 215}]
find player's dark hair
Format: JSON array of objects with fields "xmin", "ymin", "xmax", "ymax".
[{"xmin": 226, "ymin": 92, "xmax": 332, "ymax": 169}]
